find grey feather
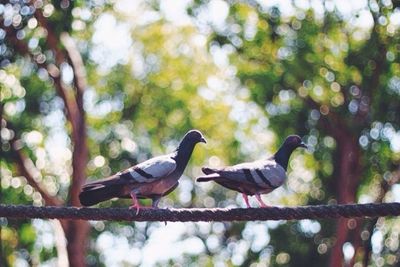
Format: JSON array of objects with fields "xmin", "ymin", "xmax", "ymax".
[
  {"xmin": 80, "ymin": 130, "xmax": 206, "ymax": 208},
  {"xmin": 196, "ymin": 135, "xmax": 307, "ymax": 207}
]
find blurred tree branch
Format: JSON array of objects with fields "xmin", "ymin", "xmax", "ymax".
[
  {"xmin": 3, "ymin": 2, "xmax": 90, "ymax": 266},
  {"xmin": 33, "ymin": 5, "xmax": 90, "ymax": 266},
  {"xmin": 297, "ymin": 12, "xmax": 392, "ymax": 267},
  {"xmin": 4, "ymin": 120, "xmax": 64, "ymax": 207},
  {"xmin": 13, "ymin": 142, "xmax": 64, "ymax": 207}
]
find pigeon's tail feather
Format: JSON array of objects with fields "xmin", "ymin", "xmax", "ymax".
[
  {"xmin": 202, "ymin": 167, "xmax": 220, "ymax": 175},
  {"xmin": 196, "ymin": 176, "xmax": 212, "ymax": 182},
  {"xmin": 79, "ymin": 176, "xmax": 124, "ymax": 206},
  {"xmin": 196, "ymin": 173, "xmax": 220, "ymax": 182},
  {"xmin": 79, "ymin": 185, "xmax": 122, "ymax": 206}
]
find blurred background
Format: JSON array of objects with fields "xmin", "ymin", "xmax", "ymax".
[{"xmin": 1, "ymin": 0, "xmax": 400, "ymax": 266}]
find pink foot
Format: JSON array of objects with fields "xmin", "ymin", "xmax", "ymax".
[
  {"xmin": 255, "ymin": 194, "xmax": 270, "ymax": 208},
  {"xmin": 129, "ymin": 193, "xmax": 160, "ymax": 215},
  {"xmin": 129, "ymin": 192, "xmax": 141, "ymax": 215},
  {"xmin": 242, "ymin": 193, "xmax": 251, "ymax": 208},
  {"xmin": 129, "ymin": 204, "xmax": 140, "ymax": 215},
  {"xmin": 129, "ymin": 204, "xmax": 157, "ymax": 215}
]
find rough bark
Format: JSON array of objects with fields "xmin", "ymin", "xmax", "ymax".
[
  {"xmin": 304, "ymin": 98, "xmax": 363, "ymax": 267},
  {"xmin": 328, "ymin": 131, "xmax": 363, "ymax": 267},
  {"xmin": 5, "ymin": 3, "xmax": 91, "ymax": 266}
]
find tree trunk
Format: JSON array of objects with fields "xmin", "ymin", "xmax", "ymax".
[
  {"xmin": 329, "ymin": 135, "xmax": 362, "ymax": 267},
  {"xmin": 6, "ymin": 3, "xmax": 91, "ymax": 266},
  {"xmin": 65, "ymin": 221, "xmax": 90, "ymax": 267},
  {"xmin": 65, "ymin": 114, "xmax": 90, "ymax": 267}
]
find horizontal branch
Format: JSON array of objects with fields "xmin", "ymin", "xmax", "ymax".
[{"xmin": 1, "ymin": 203, "xmax": 399, "ymax": 222}]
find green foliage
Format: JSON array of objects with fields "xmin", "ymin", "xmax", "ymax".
[
  {"xmin": 189, "ymin": 1, "xmax": 400, "ymax": 266},
  {"xmin": 2, "ymin": 0, "xmax": 400, "ymax": 266}
]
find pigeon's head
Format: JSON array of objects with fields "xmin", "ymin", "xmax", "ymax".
[
  {"xmin": 274, "ymin": 135, "xmax": 307, "ymax": 170},
  {"xmin": 183, "ymin": 129, "xmax": 207, "ymax": 144},
  {"xmin": 283, "ymin": 135, "xmax": 307, "ymax": 150}
]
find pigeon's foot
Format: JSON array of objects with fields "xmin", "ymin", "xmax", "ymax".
[
  {"xmin": 242, "ymin": 193, "xmax": 252, "ymax": 208},
  {"xmin": 129, "ymin": 204, "xmax": 141, "ymax": 215},
  {"xmin": 129, "ymin": 205, "xmax": 159, "ymax": 215},
  {"xmin": 130, "ymin": 192, "xmax": 142, "ymax": 215},
  {"xmin": 255, "ymin": 194, "xmax": 270, "ymax": 208}
]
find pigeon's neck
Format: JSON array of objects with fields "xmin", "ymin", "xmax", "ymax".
[
  {"xmin": 273, "ymin": 145, "xmax": 296, "ymax": 171},
  {"xmin": 174, "ymin": 141, "xmax": 196, "ymax": 172}
]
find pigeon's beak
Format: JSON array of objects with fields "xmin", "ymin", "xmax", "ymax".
[
  {"xmin": 200, "ymin": 137, "xmax": 207, "ymax": 143},
  {"xmin": 300, "ymin": 142, "xmax": 307, "ymax": 148}
]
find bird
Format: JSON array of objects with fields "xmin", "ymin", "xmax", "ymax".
[
  {"xmin": 79, "ymin": 130, "xmax": 206, "ymax": 214},
  {"xmin": 196, "ymin": 135, "xmax": 307, "ymax": 208}
]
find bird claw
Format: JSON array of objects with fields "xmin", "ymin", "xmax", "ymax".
[
  {"xmin": 242, "ymin": 193, "xmax": 252, "ymax": 208},
  {"xmin": 129, "ymin": 192, "xmax": 161, "ymax": 215},
  {"xmin": 130, "ymin": 205, "xmax": 158, "ymax": 215},
  {"xmin": 259, "ymin": 202, "xmax": 271, "ymax": 208},
  {"xmin": 255, "ymin": 194, "xmax": 270, "ymax": 208},
  {"xmin": 129, "ymin": 204, "xmax": 141, "ymax": 215},
  {"xmin": 242, "ymin": 193, "xmax": 271, "ymax": 208},
  {"xmin": 129, "ymin": 192, "xmax": 142, "ymax": 215}
]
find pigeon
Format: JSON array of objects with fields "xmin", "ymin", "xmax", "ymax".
[
  {"xmin": 196, "ymin": 135, "xmax": 306, "ymax": 208},
  {"xmin": 79, "ymin": 130, "xmax": 206, "ymax": 213}
]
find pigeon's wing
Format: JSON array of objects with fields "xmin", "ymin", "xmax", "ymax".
[
  {"xmin": 80, "ymin": 154, "xmax": 177, "ymax": 206},
  {"xmin": 200, "ymin": 159, "xmax": 286, "ymax": 190},
  {"xmin": 118, "ymin": 154, "xmax": 177, "ymax": 183}
]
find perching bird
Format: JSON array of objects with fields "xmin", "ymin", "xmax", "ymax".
[
  {"xmin": 196, "ymin": 135, "xmax": 307, "ymax": 208},
  {"xmin": 79, "ymin": 130, "xmax": 206, "ymax": 213}
]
